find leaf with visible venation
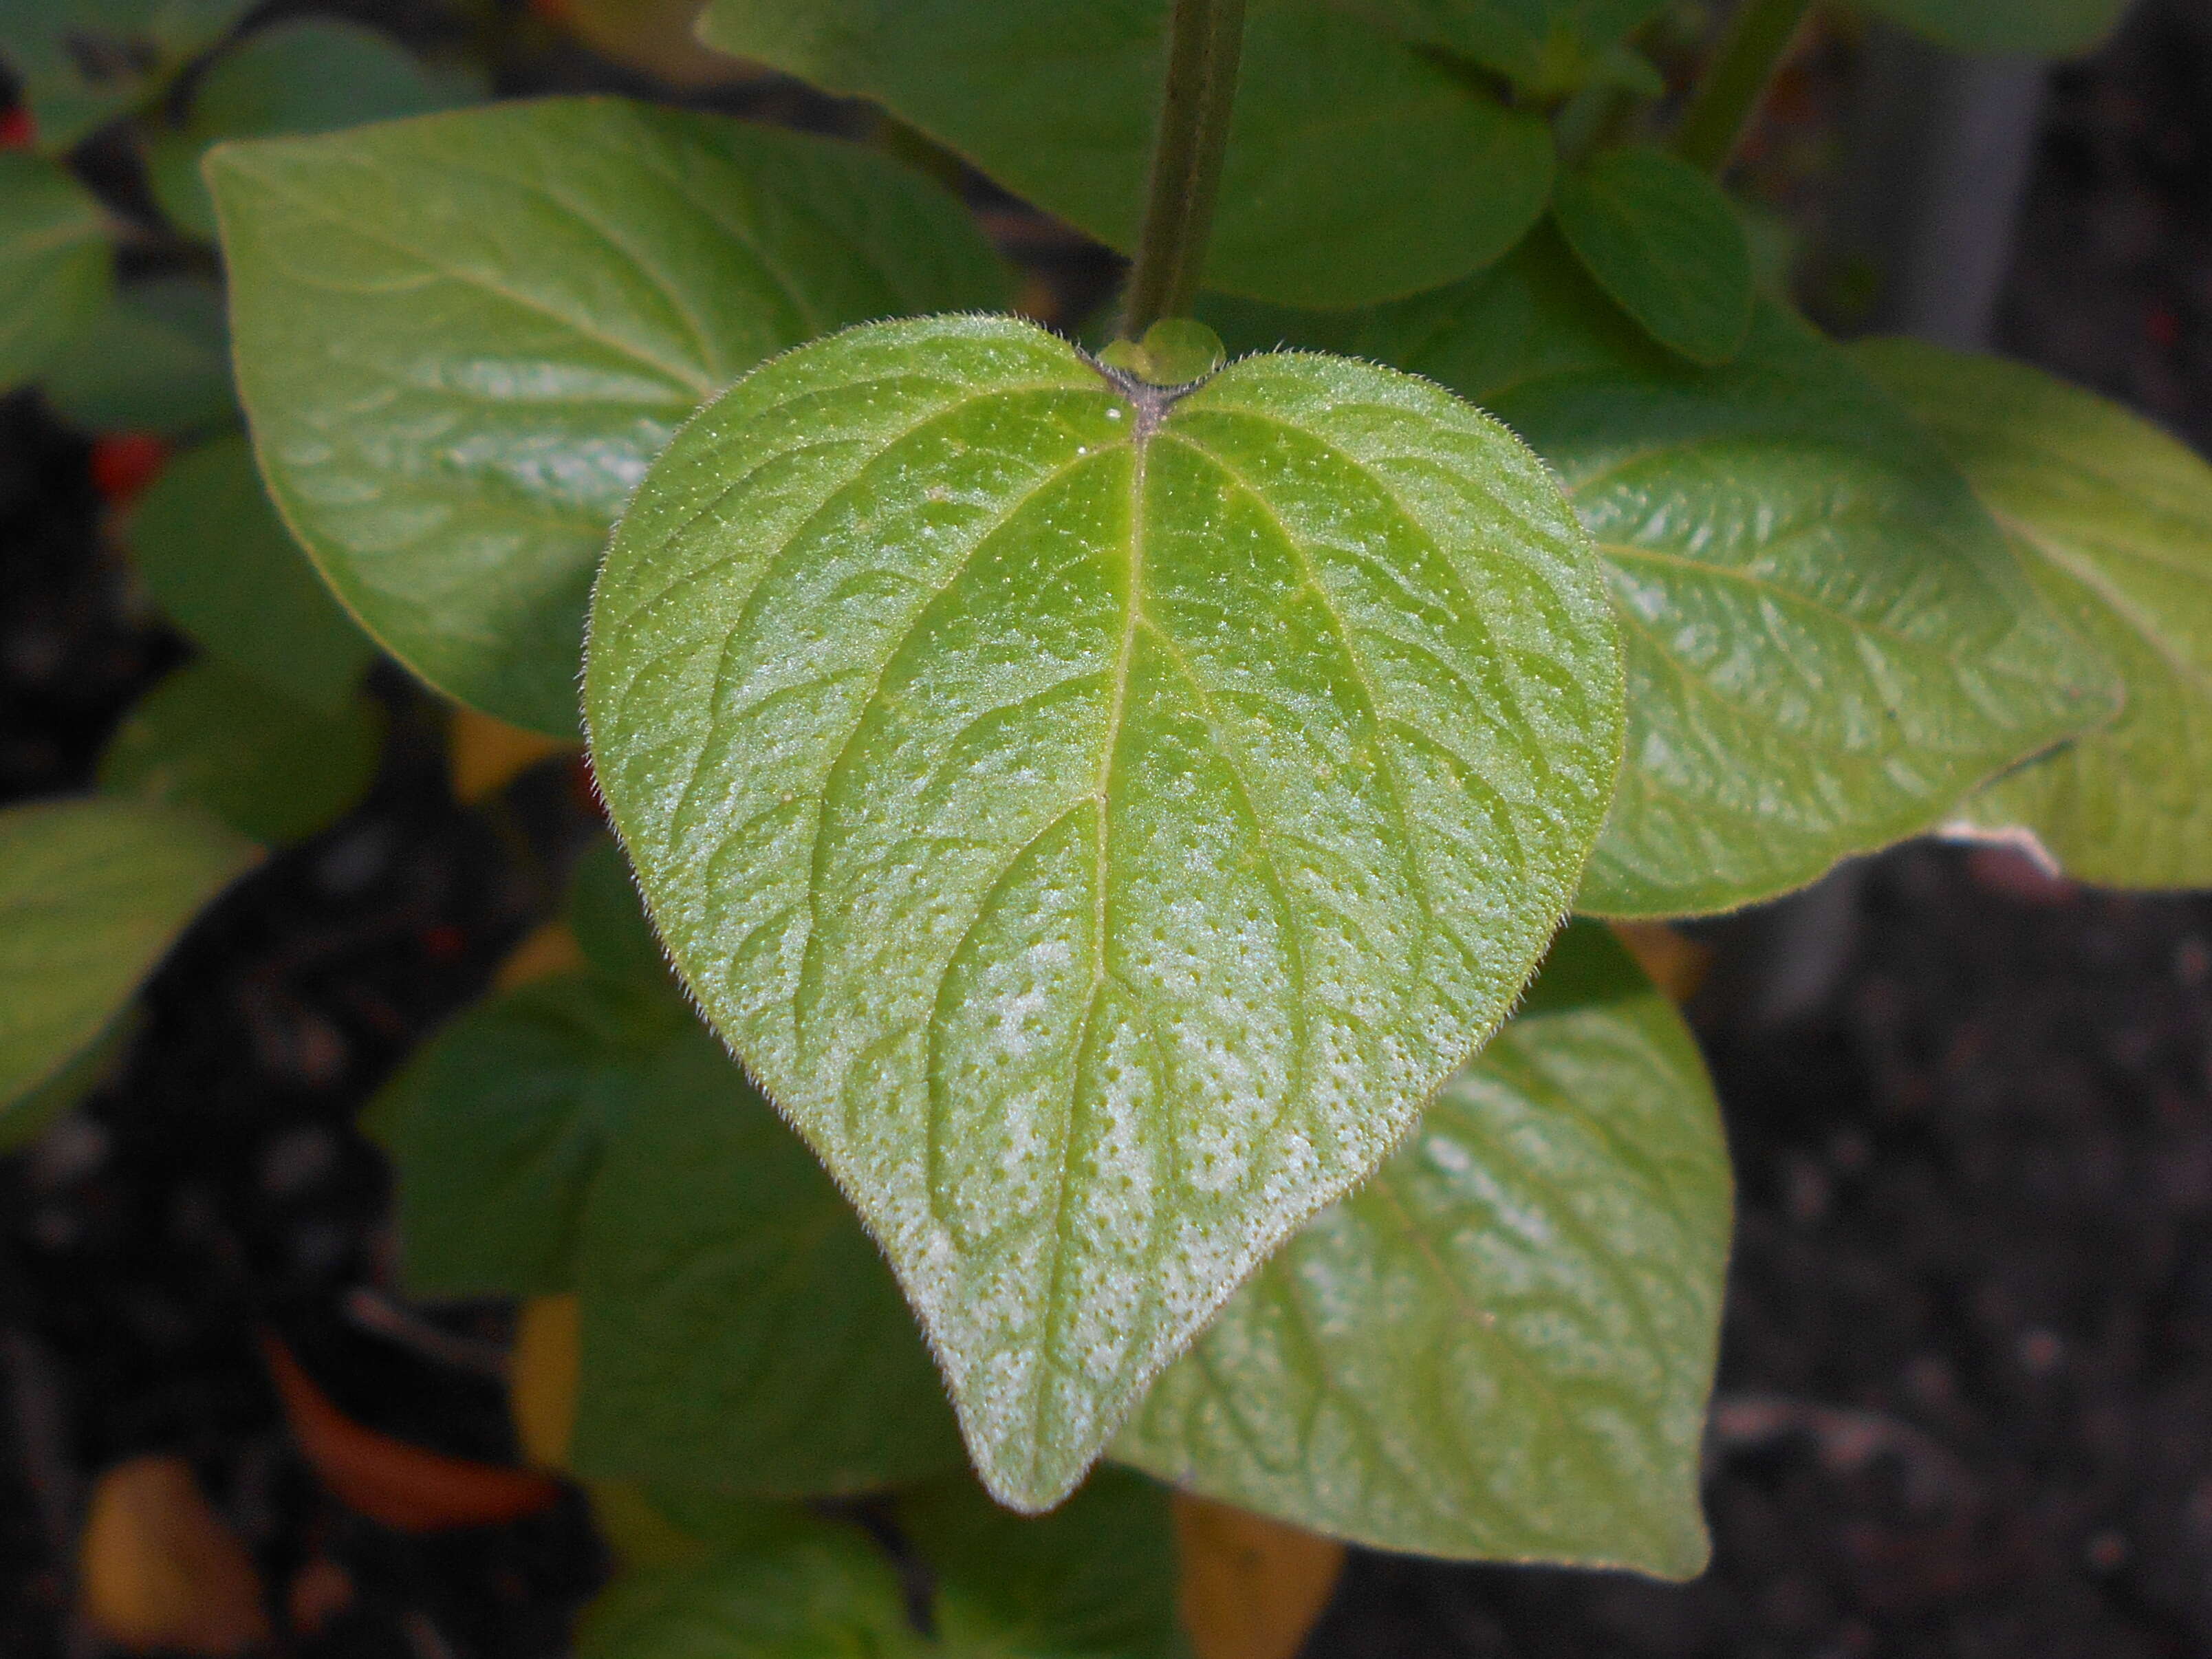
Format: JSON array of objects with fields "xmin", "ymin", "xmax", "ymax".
[
  {"xmin": 0, "ymin": 797, "xmax": 254, "ymax": 1113},
  {"xmin": 1205, "ymin": 234, "xmax": 2121, "ymax": 915},
  {"xmin": 42, "ymin": 277, "xmax": 235, "ymax": 436},
  {"xmin": 1863, "ymin": 0, "xmax": 2126, "ymax": 56},
  {"xmin": 368, "ymin": 966, "xmax": 964, "ymax": 1495},
  {"xmin": 147, "ymin": 19, "xmax": 474, "ymax": 241},
  {"xmin": 902, "ymin": 1468, "xmax": 1188, "ymax": 1659},
  {"xmin": 0, "ymin": 151, "xmax": 112, "ymax": 392},
  {"xmin": 98, "ymin": 662, "xmax": 384, "ymax": 845},
  {"xmin": 208, "ymin": 98, "xmax": 1010, "ymax": 737},
  {"xmin": 1859, "ymin": 340, "xmax": 2212, "ymax": 888},
  {"xmin": 696, "ymin": 0, "xmax": 1554, "ymax": 309},
  {"xmin": 1116, "ymin": 921, "xmax": 1726, "ymax": 1574},
  {"xmin": 0, "ymin": 0, "xmax": 252, "ymax": 151},
  {"xmin": 1552, "ymin": 147, "xmax": 1753, "ymax": 365},
  {"xmin": 125, "ymin": 436, "xmax": 375, "ymax": 717},
  {"xmin": 586, "ymin": 314, "xmax": 1623, "ymax": 1509},
  {"xmin": 1324, "ymin": 0, "xmax": 1670, "ymax": 91}
]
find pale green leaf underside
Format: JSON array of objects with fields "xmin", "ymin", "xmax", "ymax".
[
  {"xmin": 0, "ymin": 796, "xmax": 255, "ymax": 1111},
  {"xmin": 695, "ymin": 0, "xmax": 1554, "ymax": 310},
  {"xmin": 587, "ymin": 314, "xmax": 1623, "ymax": 1510},
  {"xmin": 126, "ymin": 435, "xmax": 376, "ymax": 717},
  {"xmin": 368, "ymin": 970, "xmax": 964, "ymax": 1496},
  {"xmin": 1207, "ymin": 237, "xmax": 2121, "ymax": 915},
  {"xmin": 1858, "ymin": 340, "xmax": 2212, "ymax": 889},
  {"xmin": 208, "ymin": 97, "xmax": 1009, "ymax": 736},
  {"xmin": 0, "ymin": 151, "xmax": 113, "ymax": 392},
  {"xmin": 1114, "ymin": 920, "xmax": 1726, "ymax": 1575},
  {"xmin": 1863, "ymin": 0, "xmax": 2127, "ymax": 56},
  {"xmin": 1552, "ymin": 147, "xmax": 1753, "ymax": 367}
]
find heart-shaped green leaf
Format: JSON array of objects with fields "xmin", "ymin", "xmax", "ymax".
[
  {"xmin": 41, "ymin": 276, "xmax": 235, "ymax": 436},
  {"xmin": 1858, "ymin": 340, "xmax": 2212, "ymax": 888},
  {"xmin": 369, "ymin": 965, "xmax": 964, "ymax": 1496},
  {"xmin": 98, "ymin": 661, "xmax": 384, "ymax": 845},
  {"xmin": 1863, "ymin": 0, "xmax": 2126, "ymax": 56},
  {"xmin": 0, "ymin": 0, "xmax": 253, "ymax": 151},
  {"xmin": 208, "ymin": 98, "xmax": 1010, "ymax": 737},
  {"xmin": 147, "ymin": 18, "xmax": 475, "ymax": 241},
  {"xmin": 1552, "ymin": 147, "xmax": 1754, "ymax": 365},
  {"xmin": 125, "ymin": 435, "xmax": 376, "ymax": 717},
  {"xmin": 586, "ymin": 314, "xmax": 1624, "ymax": 1509},
  {"xmin": 695, "ymin": 0, "xmax": 1554, "ymax": 309},
  {"xmin": 1324, "ymin": 0, "xmax": 1670, "ymax": 91},
  {"xmin": 0, "ymin": 796, "xmax": 255, "ymax": 1114},
  {"xmin": 1205, "ymin": 235, "xmax": 2121, "ymax": 915},
  {"xmin": 0, "ymin": 151, "xmax": 113, "ymax": 392},
  {"xmin": 1115, "ymin": 920, "xmax": 1726, "ymax": 1574}
]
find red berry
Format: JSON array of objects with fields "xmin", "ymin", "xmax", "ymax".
[
  {"xmin": 0, "ymin": 108, "xmax": 34, "ymax": 150},
  {"xmin": 90, "ymin": 432, "xmax": 171, "ymax": 506}
]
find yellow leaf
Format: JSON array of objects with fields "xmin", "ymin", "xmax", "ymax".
[
  {"xmin": 448, "ymin": 706, "xmax": 574, "ymax": 804},
  {"xmin": 1173, "ymin": 1494, "xmax": 1345, "ymax": 1659},
  {"xmin": 80, "ymin": 1454, "xmax": 271, "ymax": 1656},
  {"xmin": 510, "ymin": 1292, "xmax": 582, "ymax": 1471},
  {"xmin": 493, "ymin": 922, "xmax": 587, "ymax": 993},
  {"xmin": 1609, "ymin": 920, "xmax": 1713, "ymax": 1006}
]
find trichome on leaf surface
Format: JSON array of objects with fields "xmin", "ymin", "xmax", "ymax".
[{"xmin": 0, "ymin": 0, "xmax": 2204, "ymax": 1647}]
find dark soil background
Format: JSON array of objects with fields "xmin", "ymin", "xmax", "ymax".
[{"xmin": 3, "ymin": 2, "xmax": 2211, "ymax": 1656}]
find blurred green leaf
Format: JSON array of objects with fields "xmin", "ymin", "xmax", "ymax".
[
  {"xmin": 0, "ymin": 151, "xmax": 111, "ymax": 392},
  {"xmin": 1116, "ymin": 921, "xmax": 1726, "ymax": 1574},
  {"xmin": 0, "ymin": 796, "xmax": 254, "ymax": 1114},
  {"xmin": 98, "ymin": 661, "xmax": 384, "ymax": 845},
  {"xmin": 696, "ymin": 0, "xmax": 1555, "ymax": 308},
  {"xmin": 208, "ymin": 98, "xmax": 1011, "ymax": 736},
  {"xmin": 41, "ymin": 276, "xmax": 234, "ymax": 435},
  {"xmin": 565, "ymin": 838, "xmax": 669, "ymax": 993},
  {"xmin": 1863, "ymin": 0, "xmax": 2127, "ymax": 56},
  {"xmin": 1325, "ymin": 0, "xmax": 1670, "ymax": 91},
  {"xmin": 1552, "ymin": 147, "xmax": 1753, "ymax": 365},
  {"xmin": 0, "ymin": 0, "xmax": 252, "ymax": 151},
  {"xmin": 1860, "ymin": 340, "xmax": 2212, "ymax": 888},
  {"xmin": 146, "ymin": 18, "xmax": 477, "ymax": 241},
  {"xmin": 125, "ymin": 435, "xmax": 376, "ymax": 716}
]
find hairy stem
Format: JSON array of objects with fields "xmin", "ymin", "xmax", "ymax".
[
  {"xmin": 1671, "ymin": 0, "xmax": 1816, "ymax": 175},
  {"xmin": 1120, "ymin": 0, "xmax": 1248, "ymax": 339}
]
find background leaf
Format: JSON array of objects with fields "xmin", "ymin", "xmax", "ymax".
[
  {"xmin": 124, "ymin": 435, "xmax": 376, "ymax": 717},
  {"xmin": 41, "ymin": 276, "xmax": 235, "ymax": 435},
  {"xmin": 1552, "ymin": 147, "xmax": 1753, "ymax": 365},
  {"xmin": 96, "ymin": 661, "xmax": 384, "ymax": 845},
  {"xmin": 1861, "ymin": 0, "xmax": 2128, "ymax": 57},
  {"xmin": 1323, "ymin": 0, "xmax": 1670, "ymax": 90},
  {"xmin": 1115, "ymin": 920, "xmax": 1728, "ymax": 1575},
  {"xmin": 210, "ymin": 97, "xmax": 1010, "ymax": 736},
  {"xmin": 587, "ymin": 314, "xmax": 1623, "ymax": 1508},
  {"xmin": 1206, "ymin": 235, "xmax": 2121, "ymax": 915},
  {"xmin": 0, "ymin": 151, "xmax": 113, "ymax": 392},
  {"xmin": 145, "ymin": 19, "xmax": 477, "ymax": 241},
  {"xmin": 0, "ymin": 796, "xmax": 254, "ymax": 1112},
  {"xmin": 1858, "ymin": 340, "xmax": 2212, "ymax": 888},
  {"xmin": 695, "ymin": 0, "xmax": 1554, "ymax": 309},
  {"xmin": 0, "ymin": 0, "xmax": 252, "ymax": 151}
]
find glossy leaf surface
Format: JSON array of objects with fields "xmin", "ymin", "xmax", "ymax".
[
  {"xmin": 1116, "ymin": 922, "xmax": 1726, "ymax": 1574},
  {"xmin": 695, "ymin": 0, "xmax": 1554, "ymax": 308},
  {"xmin": 209, "ymin": 98, "xmax": 1009, "ymax": 735},
  {"xmin": 0, "ymin": 151, "xmax": 112, "ymax": 391},
  {"xmin": 0, "ymin": 0, "xmax": 252, "ymax": 151},
  {"xmin": 147, "ymin": 19, "xmax": 472, "ymax": 241},
  {"xmin": 1863, "ymin": 0, "xmax": 2126, "ymax": 56},
  {"xmin": 42, "ymin": 276, "xmax": 235, "ymax": 435},
  {"xmin": 1860, "ymin": 340, "xmax": 2212, "ymax": 887},
  {"xmin": 368, "ymin": 968, "xmax": 963, "ymax": 1495},
  {"xmin": 1552, "ymin": 147, "xmax": 1753, "ymax": 365},
  {"xmin": 902, "ymin": 1468, "xmax": 1188, "ymax": 1659},
  {"xmin": 1206, "ymin": 237, "xmax": 2121, "ymax": 914},
  {"xmin": 126, "ymin": 436, "xmax": 375, "ymax": 716},
  {"xmin": 98, "ymin": 662, "xmax": 384, "ymax": 845},
  {"xmin": 0, "ymin": 796, "xmax": 254, "ymax": 1110},
  {"xmin": 1327, "ymin": 0, "xmax": 1669, "ymax": 90},
  {"xmin": 587, "ymin": 314, "xmax": 1623, "ymax": 1508}
]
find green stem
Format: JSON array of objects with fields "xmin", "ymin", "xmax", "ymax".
[
  {"xmin": 1671, "ymin": 0, "xmax": 1816, "ymax": 175},
  {"xmin": 1119, "ymin": 0, "xmax": 1248, "ymax": 340}
]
